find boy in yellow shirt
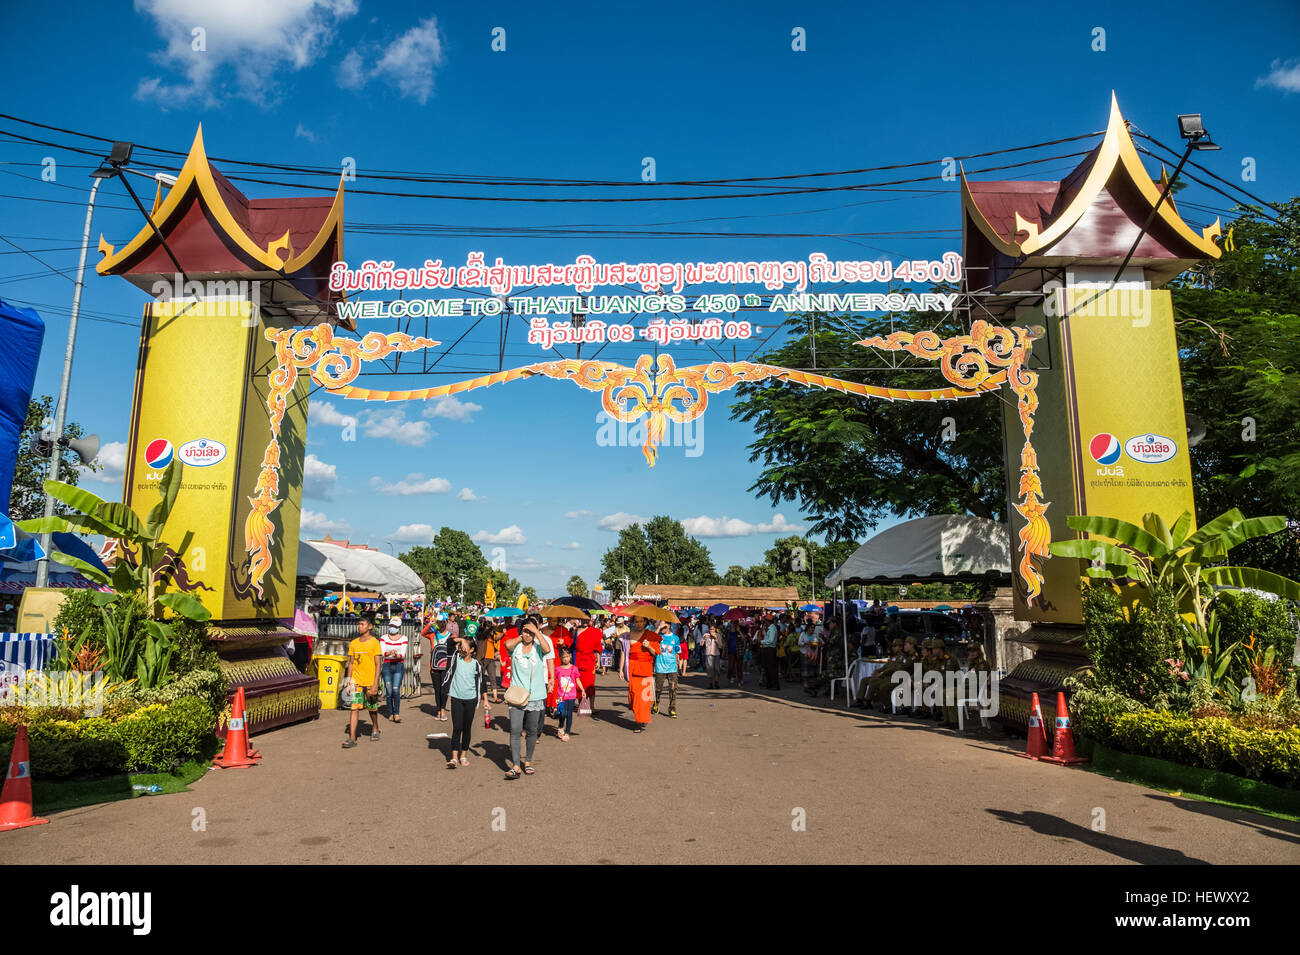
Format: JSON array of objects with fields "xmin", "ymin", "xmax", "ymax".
[{"xmin": 344, "ymin": 613, "xmax": 383, "ymax": 748}]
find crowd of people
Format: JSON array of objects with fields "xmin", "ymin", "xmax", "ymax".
[{"xmin": 334, "ymin": 599, "xmax": 996, "ymax": 776}]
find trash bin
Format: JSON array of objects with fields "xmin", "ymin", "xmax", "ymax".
[{"xmin": 314, "ymin": 654, "xmax": 346, "ymax": 710}]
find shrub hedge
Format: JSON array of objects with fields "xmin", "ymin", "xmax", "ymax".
[
  {"xmin": 1077, "ymin": 703, "xmax": 1300, "ymax": 788},
  {"xmin": 0, "ymin": 696, "xmax": 217, "ymax": 778}
]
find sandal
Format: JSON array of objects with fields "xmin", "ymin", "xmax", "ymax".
[
  {"xmin": 447, "ymin": 758, "xmax": 458, "ymax": 769},
  {"xmin": 460, "ymin": 755, "xmax": 469, "ymax": 766},
  {"xmin": 504, "ymin": 767, "xmax": 521, "ymax": 780},
  {"xmin": 341, "ymin": 739, "xmax": 357, "ymax": 748},
  {"xmin": 522, "ymin": 764, "xmax": 535, "ymax": 775},
  {"xmin": 371, "ymin": 730, "xmax": 382, "ymax": 741}
]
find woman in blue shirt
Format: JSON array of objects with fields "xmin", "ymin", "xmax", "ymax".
[{"xmin": 443, "ymin": 635, "xmax": 487, "ymax": 768}]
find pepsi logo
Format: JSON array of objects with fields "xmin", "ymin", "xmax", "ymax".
[
  {"xmin": 144, "ymin": 439, "xmax": 173, "ymax": 470},
  {"xmin": 1125, "ymin": 433, "xmax": 1178, "ymax": 463},
  {"xmin": 1088, "ymin": 433, "xmax": 1122, "ymax": 466},
  {"xmin": 178, "ymin": 438, "xmax": 227, "ymax": 468}
]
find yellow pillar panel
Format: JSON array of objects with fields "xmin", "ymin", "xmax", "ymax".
[{"xmin": 122, "ymin": 301, "xmax": 307, "ymax": 622}]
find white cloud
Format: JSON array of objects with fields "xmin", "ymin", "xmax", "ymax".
[
  {"xmin": 303, "ymin": 453, "xmax": 337, "ymax": 499},
  {"xmin": 597, "ymin": 512, "xmax": 645, "ymax": 532},
  {"xmin": 309, "ymin": 400, "xmax": 357, "ymax": 430},
  {"xmin": 362, "ymin": 408, "xmax": 433, "ymax": 446},
  {"xmin": 457, "ymin": 487, "xmax": 477, "ymax": 502},
  {"xmin": 679, "ymin": 513, "xmax": 807, "ymax": 538},
  {"xmin": 391, "ymin": 523, "xmax": 435, "ymax": 543},
  {"xmin": 134, "ymin": 0, "xmax": 359, "ymax": 106},
  {"xmin": 1258, "ymin": 58, "xmax": 1300, "ymax": 93},
  {"xmin": 473, "ymin": 525, "xmax": 527, "ymax": 545},
  {"xmin": 423, "ymin": 396, "xmax": 482, "ymax": 422},
  {"xmin": 563, "ymin": 541, "xmax": 581, "ymax": 550},
  {"xmin": 336, "ymin": 16, "xmax": 445, "ymax": 104},
  {"xmin": 82, "ymin": 441, "xmax": 128, "ymax": 485},
  {"xmin": 565, "ymin": 509, "xmax": 595, "ymax": 519},
  {"xmin": 294, "ymin": 122, "xmax": 317, "ymax": 142},
  {"xmin": 301, "ymin": 509, "xmax": 350, "ymax": 534},
  {"xmin": 370, "ymin": 473, "xmax": 451, "ymax": 496}
]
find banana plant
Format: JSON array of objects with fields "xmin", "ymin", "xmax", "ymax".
[
  {"xmin": 1048, "ymin": 508, "xmax": 1300, "ymax": 638},
  {"xmin": 17, "ymin": 461, "xmax": 210, "ymax": 624}
]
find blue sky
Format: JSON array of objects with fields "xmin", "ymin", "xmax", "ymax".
[{"xmin": 1, "ymin": 0, "xmax": 1297, "ymax": 595}]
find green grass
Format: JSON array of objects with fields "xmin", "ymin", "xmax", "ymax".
[
  {"xmin": 31, "ymin": 758, "xmax": 212, "ymax": 815},
  {"xmin": 1085, "ymin": 741, "xmax": 1300, "ymax": 823}
]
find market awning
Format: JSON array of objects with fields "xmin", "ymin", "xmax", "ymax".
[{"xmin": 825, "ymin": 514, "xmax": 1011, "ymax": 588}]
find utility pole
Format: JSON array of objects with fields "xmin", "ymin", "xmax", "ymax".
[{"xmin": 458, "ymin": 575, "xmax": 467, "ymax": 603}]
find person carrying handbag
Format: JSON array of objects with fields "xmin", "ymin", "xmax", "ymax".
[{"xmin": 500, "ymin": 618, "xmax": 553, "ymax": 779}]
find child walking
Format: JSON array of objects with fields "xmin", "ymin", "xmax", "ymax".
[{"xmin": 554, "ymin": 647, "xmax": 585, "ymax": 742}]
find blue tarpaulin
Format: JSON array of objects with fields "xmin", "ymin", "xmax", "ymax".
[{"xmin": 0, "ymin": 299, "xmax": 45, "ymax": 550}]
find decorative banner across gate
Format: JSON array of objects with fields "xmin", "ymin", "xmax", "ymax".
[{"xmin": 244, "ymin": 320, "xmax": 1045, "ymax": 604}]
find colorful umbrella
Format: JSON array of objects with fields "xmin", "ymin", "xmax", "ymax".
[
  {"xmin": 706, "ymin": 603, "xmax": 729, "ymax": 616},
  {"xmin": 486, "ymin": 607, "xmax": 523, "ymax": 617},
  {"xmin": 622, "ymin": 602, "xmax": 679, "ymax": 624},
  {"xmin": 799, "ymin": 603, "xmax": 823, "ymax": 613},
  {"xmin": 549, "ymin": 594, "xmax": 604, "ymax": 614},
  {"xmin": 540, "ymin": 604, "xmax": 588, "ymax": 619}
]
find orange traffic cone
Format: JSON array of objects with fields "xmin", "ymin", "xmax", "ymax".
[
  {"xmin": 1041, "ymin": 691, "xmax": 1088, "ymax": 765},
  {"xmin": 1017, "ymin": 692, "xmax": 1049, "ymax": 760},
  {"xmin": 0, "ymin": 725, "xmax": 49, "ymax": 831},
  {"xmin": 213, "ymin": 686, "xmax": 262, "ymax": 769}
]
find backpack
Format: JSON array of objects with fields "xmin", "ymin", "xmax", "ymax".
[{"xmin": 431, "ymin": 637, "xmax": 453, "ymax": 672}]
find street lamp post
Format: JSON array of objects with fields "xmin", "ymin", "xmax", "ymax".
[
  {"xmin": 458, "ymin": 575, "xmax": 467, "ymax": 604},
  {"xmin": 34, "ymin": 146, "xmax": 131, "ymax": 588}
]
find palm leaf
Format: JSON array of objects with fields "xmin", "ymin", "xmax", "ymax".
[
  {"xmin": 146, "ymin": 461, "xmax": 184, "ymax": 542},
  {"xmin": 1064, "ymin": 514, "xmax": 1167, "ymax": 558},
  {"xmin": 16, "ymin": 512, "xmax": 119, "ymax": 539},
  {"xmin": 1212, "ymin": 515, "xmax": 1287, "ymax": 553},
  {"xmin": 1168, "ymin": 510, "xmax": 1193, "ymax": 548},
  {"xmin": 40, "ymin": 479, "xmax": 109, "ymax": 517},
  {"xmin": 1144, "ymin": 512, "xmax": 1173, "ymax": 550},
  {"xmin": 1049, "ymin": 539, "xmax": 1141, "ymax": 572},
  {"xmin": 1202, "ymin": 566, "xmax": 1300, "ymax": 602},
  {"xmin": 1181, "ymin": 508, "xmax": 1246, "ymax": 551},
  {"xmin": 48, "ymin": 551, "xmax": 112, "ymax": 586},
  {"xmin": 156, "ymin": 591, "xmax": 211, "ymax": 622},
  {"xmin": 95, "ymin": 502, "xmax": 146, "ymax": 542}
]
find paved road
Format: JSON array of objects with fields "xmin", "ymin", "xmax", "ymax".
[{"xmin": 6, "ymin": 671, "xmax": 1299, "ymax": 864}]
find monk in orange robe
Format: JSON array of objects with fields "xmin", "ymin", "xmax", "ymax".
[{"xmin": 625, "ymin": 619, "xmax": 660, "ymax": 732}]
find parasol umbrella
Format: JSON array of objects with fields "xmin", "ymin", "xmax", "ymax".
[
  {"xmin": 706, "ymin": 603, "xmax": 729, "ymax": 616},
  {"xmin": 486, "ymin": 606, "xmax": 524, "ymax": 618},
  {"xmin": 721, "ymin": 608, "xmax": 749, "ymax": 621},
  {"xmin": 548, "ymin": 594, "xmax": 604, "ymax": 614},
  {"xmin": 622, "ymin": 602, "xmax": 679, "ymax": 624},
  {"xmin": 799, "ymin": 603, "xmax": 823, "ymax": 613},
  {"xmin": 540, "ymin": 604, "xmax": 589, "ymax": 620}
]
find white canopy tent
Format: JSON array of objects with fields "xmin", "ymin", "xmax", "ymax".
[
  {"xmin": 296, "ymin": 540, "xmax": 424, "ymax": 594},
  {"xmin": 824, "ymin": 514, "xmax": 1011, "ymax": 706},
  {"xmin": 824, "ymin": 514, "xmax": 1010, "ymax": 588}
]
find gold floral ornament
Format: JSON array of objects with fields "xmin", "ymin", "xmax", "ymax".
[
  {"xmin": 243, "ymin": 324, "xmax": 440, "ymax": 599},
  {"xmin": 858, "ymin": 321, "xmax": 1048, "ymax": 604}
]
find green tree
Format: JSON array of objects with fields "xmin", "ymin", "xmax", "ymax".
[
  {"xmin": 9, "ymin": 395, "xmax": 99, "ymax": 520},
  {"xmin": 473, "ymin": 567, "xmax": 520, "ymax": 605},
  {"xmin": 731, "ymin": 312, "xmax": 1004, "ymax": 542},
  {"xmin": 1172, "ymin": 200, "xmax": 1300, "ymax": 579},
  {"xmin": 398, "ymin": 527, "xmax": 489, "ymax": 600},
  {"xmin": 722, "ymin": 565, "xmax": 746, "ymax": 586},
  {"xmin": 521, "ymin": 585, "xmax": 539, "ymax": 606},
  {"xmin": 566, "ymin": 575, "xmax": 589, "ymax": 597},
  {"xmin": 643, "ymin": 515, "xmax": 719, "ymax": 586},
  {"xmin": 598, "ymin": 517, "xmax": 719, "ymax": 597},
  {"xmin": 599, "ymin": 524, "xmax": 651, "ymax": 599}
]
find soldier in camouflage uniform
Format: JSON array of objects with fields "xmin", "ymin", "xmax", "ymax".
[
  {"xmin": 854, "ymin": 636, "xmax": 902, "ymax": 707},
  {"xmin": 863, "ymin": 635, "xmax": 916, "ymax": 710}
]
